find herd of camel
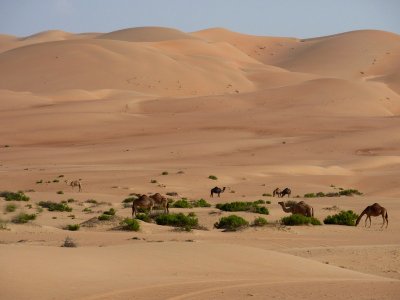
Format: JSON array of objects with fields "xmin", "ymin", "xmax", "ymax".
[{"xmin": 65, "ymin": 180, "xmax": 389, "ymax": 228}]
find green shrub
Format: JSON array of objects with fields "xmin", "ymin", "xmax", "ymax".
[
  {"xmin": 120, "ymin": 218, "xmax": 140, "ymax": 231},
  {"xmin": 214, "ymin": 215, "xmax": 249, "ymax": 231},
  {"xmin": 66, "ymin": 224, "xmax": 80, "ymax": 231},
  {"xmin": 103, "ymin": 208, "xmax": 116, "ymax": 215},
  {"xmin": 192, "ymin": 198, "xmax": 211, "ymax": 207},
  {"xmin": 304, "ymin": 193, "xmax": 316, "ymax": 198},
  {"xmin": 83, "ymin": 208, "xmax": 92, "ymax": 213},
  {"xmin": 38, "ymin": 201, "xmax": 72, "ymax": 212},
  {"xmin": 5, "ymin": 204, "xmax": 17, "ymax": 212},
  {"xmin": 216, "ymin": 201, "xmax": 269, "ymax": 215},
  {"xmin": 53, "ymin": 179, "xmax": 60, "ymax": 183},
  {"xmin": 85, "ymin": 199, "xmax": 98, "ymax": 204},
  {"xmin": 253, "ymin": 217, "xmax": 268, "ymax": 227},
  {"xmin": 281, "ymin": 214, "xmax": 321, "ymax": 226},
  {"xmin": 0, "ymin": 219, "xmax": 8, "ymax": 230},
  {"xmin": 67, "ymin": 198, "xmax": 75, "ymax": 203},
  {"xmin": 161, "ymin": 171, "xmax": 169, "ymax": 175},
  {"xmin": 339, "ymin": 189, "xmax": 362, "ymax": 196},
  {"xmin": 316, "ymin": 192, "xmax": 325, "ymax": 197},
  {"xmin": 262, "ymin": 193, "xmax": 272, "ymax": 197},
  {"xmin": 171, "ymin": 199, "xmax": 193, "ymax": 208},
  {"xmin": 12, "ymin": 213, "xmax": 36, "ymax": 224},
  {"xmin": 253, "ymin": 199, "xmax": 266, "ymax": 204},
  {"xmin": 98, "ymin": 214, "xmax": 112, "ymax": 221},
  {"xmin": 155, "ymin": 213, "xmax": 198, "ymax": 230},
  {"xmin": 324, "ymin": 210, "xmax": 359, "ymax": 226},
  {"xmin": 36, "ymin": 180, "xmax": 43, "ymax": 184},
  {"xmin": 208, "ymin": 175, "xmax": 218, "ymax": 180},
  {"xmin": 1, "ymin": 191, "xmax": 30, "ymax": 201},
  {"xmin": 135, "ymin": 213, "xmax": 152, "ymax": 223}
]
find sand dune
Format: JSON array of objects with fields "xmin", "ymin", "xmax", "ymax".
[{"xmin": 1, "ymin": 26, "xmax": 400, "ymax": 299}]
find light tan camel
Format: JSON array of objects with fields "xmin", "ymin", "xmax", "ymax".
[
  {"xmin": 149, "ymin": 193, "xmax": 169, "ymax": 214},
  {"xmin": 65, "ymin": 179, "xmax": 82, "ymax": 192},
  {"xmin": 278, "ymin": 201, "xmax": 314, "ymax": 217},
  {"xmin": 355, "ymin": 203, "xmax": 388, "ymax": 228},
  {"xmin": 131, "ymin": 193, "xmax": 169, "ymax": 217}
]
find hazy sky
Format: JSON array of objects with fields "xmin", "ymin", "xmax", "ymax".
[{"xmin": 1, "ymin": 0, "xmax": 399, "ymax": 38}]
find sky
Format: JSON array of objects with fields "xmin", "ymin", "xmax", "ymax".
[{"xmin": 0, "ymin": 0, "xmax": 399, "ymax": 38}]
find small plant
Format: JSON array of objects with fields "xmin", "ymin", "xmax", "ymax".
[
  {"xmin": 67, "ymin": 198, "xmax": 75, "ymax": 203},
  {"xmin": 52, "ymin": 216, "xmax": 57, "ymax": 219},
  {"xmin": 57, "ymin": 191, "xmax": 64, "ymax": 195},
  {"xmin": 155, "ymin": 213, "xmax": 198, "ymax": 231},
  {"xmin": 36, "ymin": 180, "xmax": 43, "ymax": 184},
  {"xmin": 83, "ymin": 208, "xmax": 92, "ymax": 213},
  {"xmin": 53, "ymin": 179, "xmax": 60, "ymax": 183},
  {"xmin": 4, "ymin": 145, "xmax": 10, "ymax": 148},
  {"xmin": 25, "ymin": 204, "xmax": 32, "ymax": 209},
  {"xmin": 262, "ymin": 193, "xmax": 272, "ymax": 197},
  {"xmin": 0, "ymin": 219, "xmax": 8, "ymax": 230},
  {"xmin": 214, "ymin": 215, "xmax": 249, "ymax": 231},
  {"xmin": 103, "ymin": 208, "xmax": 116, "ymax": 215},
  {"xmin": 98, "ymin": 214, "xmax": 112, "ymax": 221},
  {"xmin": 253, "ymin": 217, "xmax": 268, "ymax": 227},
  {"xmin": 5, "ymin": 203, "xmax": 17, "ymax": 212},
  {"xmin": 324, "ymin": 210, "xmax": 359, "ymax": 226},
  {"xmin": 58, "ymin": 175, "xmax": 65, "ymax": 178},
  {"xmin": 281, "ymin": 214, "xmax": 321, "ymax": 226},
  {"xmin": 12, "ymin": 213, "xmax": 36, "ymax": 224},
  {"xmin": 120, "ymin": 218, "xmax": 140, "ymax": 231},
  {"xmin": 339, "ymin": 189, "xmax": 362, "ymax": 196},
  {"xmin": 304, "ymin": 193, "xmax": 317, "ymax": 198},
  {"xmin": 192, "ymin": 198, "xmax": 211, "ymax": 207},
  {"xmin": 135, "ymin": 213, "xmax": 152, "ymax": 223},
  {"xmin": 0, "ymin": 191, "xmax": 30, "ymax": 201},
  {"xmin": 171, "ymin": 198, "xmax": 193, "ymax": 208},
  {"xmin": 85, "ymin": 199, "xmax": 98, "ymax": 204},
  {"xmin": 150, "ymin": 179, "xmax": 158, "ymax": 184},
  {"xmin": 316, "ymin": 192, "xmax": 325, "ymax": 197},
  {"xmin": 38, "ymin": 201, "xmax": 72, "ymax": 212},
  {"xmin": 208, "ymin": 175, "xmax": 218, "ymax": 180},
  {"xmin": 66, "ymin": 224, "xmax": 80, "ymax": 231},
  {"xmin": 62, "ymin": 236, "xmax": 77, "ymax": 247},
  {"xmin": 161, "ymin": 171, "xmax": 169, "ymax": 175}
]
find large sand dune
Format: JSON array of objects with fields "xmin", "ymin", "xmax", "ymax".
[{"xmin": 0, "ymin": 26, "xmax": 399, "ymax": 299}]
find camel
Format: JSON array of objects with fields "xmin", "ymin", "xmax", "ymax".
[
  {"xmin": 65, "ymin": 179, "xmax": 82, "ymax": 192},
  {"xmin": 278, "ymin": 200, "xmax": 313, "ymax": 217},
  {"xmin": 210, "ymin": 186, "xmax": 226, "ymax": 197},
  {"xmin": 273, "ymin": 187, "xmax": 291, "ymax": 198},
  {"xmin": 149, "ymin": 193, "xmax": 169, "ymax": 214},
  {"xmin": 132, "ymin": 193, "xmax": 169, "ymax": 217},
  {"xmin": 355, "ymin": 203, "xmax": 388, "ymax": 228}
]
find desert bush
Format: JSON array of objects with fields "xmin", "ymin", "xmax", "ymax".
[
  {"xmin": 161, "ymin": 171, "xmax": 169, "ymax": 175},
  {"xmin": 262, "ymin": 193, "xmax": 272, "ymax": 197},
  {"xmin": 0, "ymin": 191, "xmax": 30, "ymax": 201},
  {"xmin": 66, "ymin": 224, "xmax": 80, "ymax": 231},
  {"xmin": 208, "ymin": 175, "xmax": 218, "ymax": 180},
  {"xmin": 98, "ymin": 214, "xmax": 112, "ymax": 221},
  {"xmin": 5, "ymin": 204, "xmax": 17, "ymax": 212},
  {"xmin": 304, "ymin": 193, "xmax": 317, "ymax": 198},
  {"xmin": 324, "ymin": 210, "xmax": 359, "ymax": 226},
  {"xmin": 85, "ymin": 199, "xmax": 98, "ymax": 204},
  {"xmin": 281, "ymin": 214, "xmax": 321, "ymax": 226},
  {"xmin": 253, "ymin": 217, "xmax": 268, "ymax": 227},
  {"xmin": 0, "ymin": 219, "xmax": 8, "ymax": 230},
  {"xmin": 12, "ymin": 213, "xmax": 36, "ymax": 224},
  {"xmin": 38, "ymin": 201, "xmax": 72, "ymax": 212},
  {"xmin": 253, "ymin": 199, "xmax": 266, "ymax": 204},
  {"xmin": 339, "ymin": 189, "xmax": 362, "ymax": 196},
  {"xmin": 171, "ymin": 198, "xmax": 192, "ymax": 208},
  {"xmin": 316, "ymin": 192, "xmax": 325, "ymax": 197},
  {"xmin": 67, "ymin": 198, "xmax": 75, "ymax": 203},
  {"xmin": 103, "ymin": 208, "xmax": 116, "ymax": 215},
  {"xmin": 214, "ymin": 215, "xmax": 249, "ymax": 231},
  {"xmin": 82, "ymin": 207, "xmax": 92, "ymax": 213},
  {"xmin": 53, "ymin": 179, "xmax": 60, "ymax": 183},
  {"xmin": 120, "ymin": 218, "xmax": 140, "ymax": 231},
  {"xmin": 62, "ymin": 236, "xmax": 77, "ymax": 247},
  {"xmin": 150, "ymin": 179, "xmax": 157, "ymax": 183},
  {"xmin": 57, "ymin": 191, "xmax": 64, "ymax": 195},
  {"xmin": 192, "ymin": 198, "xmax": 211, "ymax": 207},
  {"xmin": 36, "ymin": 180, "xmax": 43, "ymax": 184},
  {"xmin": 155, "ymin": 213, "xmax": 198, "ymax": 231},
  {"xmin": 135, "ymin": 213, "xmax": 152, "ymax": 223},
  {"xmin": 216, "ymin": 201, "xmax": 269, "ymax": 215}
]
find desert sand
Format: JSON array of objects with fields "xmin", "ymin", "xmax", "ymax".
[{"xmin": 0, "ymin": 26, "xmax": 400, "ymax": 299}]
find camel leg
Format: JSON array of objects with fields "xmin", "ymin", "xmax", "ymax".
[
  {"xmin": 210, "ymin": 192, "xmax": 213, "ymax": 198},
  {"xmin": 364, "ymin": 217, "xmax": 368, "ymax": 227},
  {"xmin": 132, "ymin": 205, "xmax": 136, "ymax": 218},
  {"xmin": 368, "ymin": 216, "xmax": 372, "ymax": 227}
]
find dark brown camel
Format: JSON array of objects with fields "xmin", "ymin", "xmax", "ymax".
[
  {"xmin": 355, "ymin": 203, "xmax": 388, "ymax": 228},
  {"xmin": 210, "ymin": 186, "xmax": 226, "ymax": 197},
  {"xmin": 273, "ymin": 187, "xmax": 291, "ymax": 198}
]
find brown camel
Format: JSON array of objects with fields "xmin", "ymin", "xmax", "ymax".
[
  {"xmin": 149, "ymin": 193, "xmax": 169, "ymax": 214},
  {"xmin": 273, "ymin": 187, "xmax": 291, "ymax": 198},
  {"xmin": 355, "ymin": 203, "xmax": 388, "ymax": 228},
  {"xmin": 278, "ymin": 201, "xmax": 314, "ymax": 217},
  {"xmin": 210, "ymin": 186, "xmax": 226, "ymax": 197},
  {"xmin": 65, "ymin": 179, "xmax": 82, "ymax": 192},
  {"xmin": 132, "ymin": 194, "xmax": 154, "ymax": 217}
]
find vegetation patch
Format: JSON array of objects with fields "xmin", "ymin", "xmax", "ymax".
[
  {"xmin": 66, "ymin": 224, "xmax": 80, "ymax": 231},
  {"xmin": 324, "ymin": 210, "xmax": 359, "ymax": 226},
  {"xmin": 38, "ymin": 201, "xmax": 72, "ymax": 212},
  {"xmin": 214, "ymin": 215, "xmax": 249, "ymax": 231},
  {"xmin": 57, "ymin": 191, "xmax": 64, "ymax": 195},
  {"xmin": 98, "ymin": 214, "xmax": 113, "ymax": 221},
  {"xmin": 216, "ymin": 201, "xmax": 269, "ymax": 215},
  {"xmin": 171, "ymin": 198, "xmax": 192, "ymax": 208},
  {"xmin": 155, "ymin": 213, "xmax": 199, "ymax": 231},
  {"xmin": 103, "ymin": 208, "xmax": 116, "ymax": 216},
  {"xmin": 12, "ymin": 213, "xmax": 36, "ymax": 224},
  {"xmin": 120, "ymin": 218, "xmax": 140, "ymax": 231},
  {"xmin": 281, "ymin": 214, "xmax": 321, "ymax": 226},
  {"xmin": 62, "ymin": 236, "xmax": 77, "ymax": 247},
  {"xmin": 304, "ymin": 188, "xmax": 362, "ymax": 198},
  {"xmin": 208, "ymin": 175, "xmax": 218, "ymax": 180},
  {"xmin": 161, "ymin": 171, "xmax": 169, "ymax": 175},
  {"xmin": 262, "ymin": 193, "xmax": 272, "ymax": 197},
  {"xmin": 192, "ymin": 198, "xmax": 211, "ymax": 207},
  {"xmin": 5, "ymin": 203, "xmax": 17, "ymax": 213},
  {"xmin": 253, "ymin": 217, "xmax": 268, "ymax": 227},
  {"xmin": 135, "ymin": 213, "xmax": 152, "ymax": 223},
  {"xmin": 0, "ymin": 191, "xmax": 30, "ymax": 201},
  {"xmin": 0, "ymin": 218, "xmax": 8, "ymax": 230}
]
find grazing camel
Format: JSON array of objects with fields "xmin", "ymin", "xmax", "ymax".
[
  {"xmin": 132, "ymin": 194, "xmax": 154, "ymax": 217},
  {"xmin": 273, "ymin": 187, "xmax": 291, "ymax": 198},
  {"xmin": 65, "ymin": 179, "xmax": 82, "ymax": 192},
  {"xmin": 278, "ymin": 201, "xmax": 314, "ymax": 217},
  {"xmin": 149, "ymin": 193, "xmax": 169, "ymax": 214},
  {"xmin": 210, "ymin": 186, "xmax": 226, "ymax": 197},
  {"xmin": 355, "ymin": 203, "xmax": 388, "ymax": 228}
]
